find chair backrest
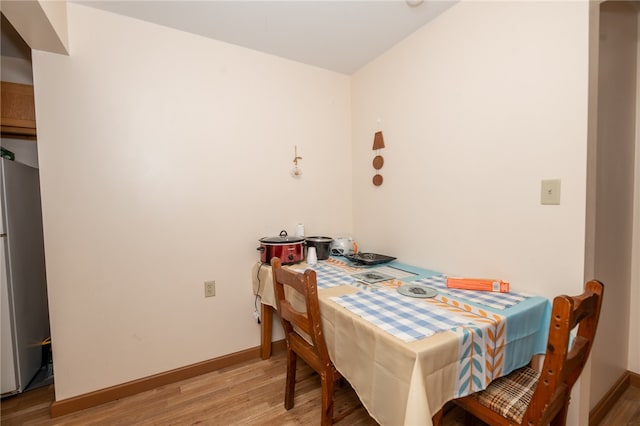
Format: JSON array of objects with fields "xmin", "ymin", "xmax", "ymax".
[
  {"xmin": 270, "ymin": 257, "xmax": 332, "ymax": 367},
  {"xmin": 525, "ymin": 280, "xmax": 604, "ymax": 425}
]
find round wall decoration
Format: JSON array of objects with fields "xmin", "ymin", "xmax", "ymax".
[{"xmin": 372, "ymin": 155, "xmax": 384, "ymax": 170}]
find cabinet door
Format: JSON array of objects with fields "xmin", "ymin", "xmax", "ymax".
[{"xmin": 1, "ymin": 82, "xmax": 36, "ymax": 137}]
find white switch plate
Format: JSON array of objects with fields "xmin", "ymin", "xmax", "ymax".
[{"xmin": 541, "ymin": 179, "xmax": 561, "ymax": 205}]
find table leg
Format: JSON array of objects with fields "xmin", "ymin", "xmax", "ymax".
[{"xmin": 260, "ymin": 303, "xmax": 274, "ymax": 360}]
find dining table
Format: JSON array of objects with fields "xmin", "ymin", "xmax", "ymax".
[{"xmin": 251, "ymin": 257, "xmax": 551, "ymax": 426}]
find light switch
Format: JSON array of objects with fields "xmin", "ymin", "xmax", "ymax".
[{"xmin": 541, "ymin": 179, "xmax": 561, "ymax": 205}]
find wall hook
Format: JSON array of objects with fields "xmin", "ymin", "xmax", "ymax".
[
  {"xmin": 291, "ymin": 145, "xmax": 303, "ymax": 177},
  {"xmin": 293, "ymin": 145, "xmax": 302, "ymax": 166}
]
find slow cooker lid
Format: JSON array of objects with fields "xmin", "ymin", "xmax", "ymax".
[
  {"xmin": 260, "ymin": 230, "xmax": 304, "ymax": 244},
  {"xmin": 305, "ymin": 236, "xmax": 333, "ymax": 243}
]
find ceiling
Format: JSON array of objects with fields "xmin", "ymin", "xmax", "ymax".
[{"xmin": 73, "ymin": 1, "xmax": 455, "ymax": 74}]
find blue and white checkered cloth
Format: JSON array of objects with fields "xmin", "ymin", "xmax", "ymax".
[
  {"xmin": 307, "ymin": 264, "xmax": 354, "ymax": 289},
  {"xmin": 331, "ymin": 290, "xmax": 471, "ymax": 342},
  {"xmin": 412, "ymin": 275, "xmax": 530, "ymax": 310}
]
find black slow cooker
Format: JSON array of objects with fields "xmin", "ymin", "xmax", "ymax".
[{"xmin": 305, "ymin": 236, "xmax": 333, "ymax": 260}]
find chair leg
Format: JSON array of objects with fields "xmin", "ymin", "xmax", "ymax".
[
  {"xmin": 284, "ymin": 349, "xmax": 297, "ymax": 410},
  {"xmin": 550, "ymin": 400, "xmax": 570, "ymax": 426},
  {"xmin": 320, "ymin": 372, "xmax": 335, "ymax": 426}
]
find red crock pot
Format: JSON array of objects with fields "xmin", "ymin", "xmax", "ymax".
[{"xmin": 257, "ymin": 230, "xmax": 305, "ymax": 265}]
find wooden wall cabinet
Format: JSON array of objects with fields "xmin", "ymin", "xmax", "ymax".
[{"xmin": 1, "ymin": 81, "xmax": 36, "ymax": 137}]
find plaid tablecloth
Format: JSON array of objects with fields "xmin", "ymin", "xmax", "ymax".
[
  {"xmin": 252, "ymin": 259, "xmax": 551, "ymax": 426},
  {"xmin": 331, "ymin": 289, "xmax": 471, "ymax": 342},
  {"xmin": 305, "ymin": 264, "xmax": 355, "ymax": 289},
  {"xmin": 412, "ymin": 275, "xmax": 530, "ymax": 310}
]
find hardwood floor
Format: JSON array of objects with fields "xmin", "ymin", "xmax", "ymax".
[
  {"xmin": 1, "ymin": 352, "xmax": 636, "ymax": 425},
  {"xmin": 599, "ymin": 385, "xmax": 640, "ymax": 426},
  {"xmin": 1, "ymin": 352, "xmax": 372, "ymax": 426}
]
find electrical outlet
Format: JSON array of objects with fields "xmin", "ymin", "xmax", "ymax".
[{"xmin": 204, "ymin": 280, "xmax": 216, "ymax": 297}]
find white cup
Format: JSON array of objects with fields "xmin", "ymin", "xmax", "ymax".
[{"xmin": 307, "ymin": 247, "xmax": 317, "ymax": 265}]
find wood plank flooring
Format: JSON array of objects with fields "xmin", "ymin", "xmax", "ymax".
[
  {"xmin": 599, "ymin": 385, "xmax": 640, "ymax": 426},
  {"xmin": 1, "ymin": 351, "xmax": 636, "ymax": 425}
]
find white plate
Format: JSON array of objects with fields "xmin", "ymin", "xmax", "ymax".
[{"xmin": 397, "ymin": 284, "xmax": 438, "ymax": 298}]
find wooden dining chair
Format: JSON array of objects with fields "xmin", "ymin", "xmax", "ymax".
[
  {"xmin": 270, "ymin": 257, "xmax": 355, "ymax": 426},
  {"xmin": 435, "ymin": 280, "xmax": 604, "ymax": 426}
]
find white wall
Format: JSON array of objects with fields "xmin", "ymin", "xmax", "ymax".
[
  {"xmin": 352, "ymin": 1, "xmax": 590, "ymax": 300},
  {"xmin": 351, "ymin": 2, "xmax": 592, "ymax": 423},
  {"xmin": 32, "ymin": 3, "xmax": 352, "ymax": 400},
  {"xmin": 590, "ymin": 1, "xmax": 637, "ymax": 404}
]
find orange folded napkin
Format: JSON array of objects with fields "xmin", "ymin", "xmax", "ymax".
[{"xmin": 446, "ymin": 277, "xmax": 510, "ymax": 293}]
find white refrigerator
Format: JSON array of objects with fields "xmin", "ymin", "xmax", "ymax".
[{"xmin": 1, "ymin": 158, "xmax": 50, "ymax": 395}]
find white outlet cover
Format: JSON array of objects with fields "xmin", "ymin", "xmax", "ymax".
[{"xmin": 541, "ymin": 179, "xmax": 561, "ymax": 205}]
